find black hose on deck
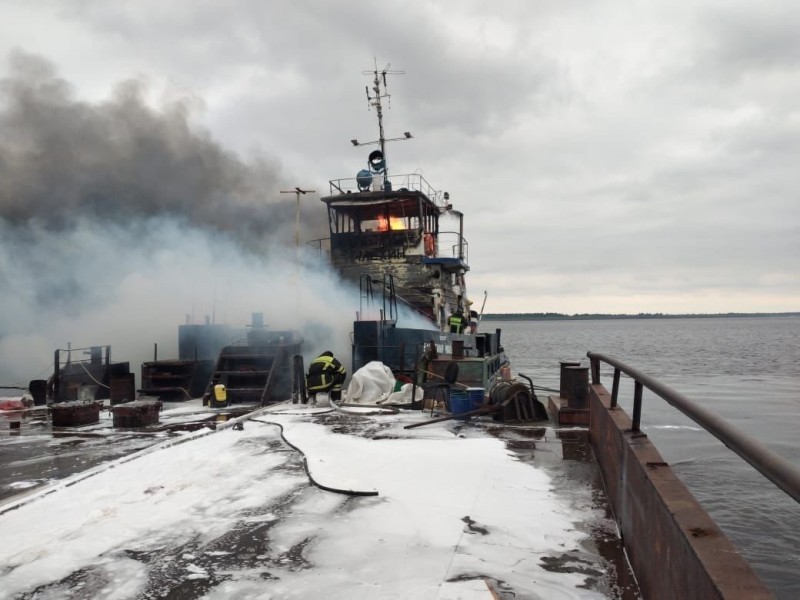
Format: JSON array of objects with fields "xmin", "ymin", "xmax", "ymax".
[
  {"xmin": 249, "ymin": 417, "xmax": 379, "ymax": 497},
  {"xmin": 265, "ymin": 409, "xmax": 336, "ymax": 416},
  {"xmin": 333, "ymin": 402, "xmax": 400, "ymax": 416}
]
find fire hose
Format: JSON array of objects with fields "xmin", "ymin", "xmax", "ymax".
[{"xmin": 249, "ymin": 417, "xmax": 379, "ymax": 497}]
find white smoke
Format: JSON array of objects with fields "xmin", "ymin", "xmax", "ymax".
[
  {"xmin": 0, "ymin": 52, "xmax": 360, "ymax": 386},
  {"xmin": 0, "ymin": 213, "xmax": 366, "ymax": 384}
]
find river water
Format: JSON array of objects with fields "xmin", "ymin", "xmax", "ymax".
[{"xmin": 491, "ymin": 316, "xmax": 800, "ymax": 599}]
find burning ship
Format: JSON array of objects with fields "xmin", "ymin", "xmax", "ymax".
[
  {"xmin": 310, "ymin": 66, "xmax": 539, "ymax": 420},
  {"xmin": 0, "ymin": 64, "xmax": 795, "ymax": 600}
]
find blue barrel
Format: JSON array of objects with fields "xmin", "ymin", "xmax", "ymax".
[
  {"xmin": 449, "ymin": 390, "xmax": 472, "ymax": 419},
  {"xmin": 467, "ymin": 387, "xmax": 485, "ymax": 409}
]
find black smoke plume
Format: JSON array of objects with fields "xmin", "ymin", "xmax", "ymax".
[{"xmin": 0, "ymin": 51, "xmax": 327, "ymax": 243}]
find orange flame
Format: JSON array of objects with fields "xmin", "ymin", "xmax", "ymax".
[{"xmin": 377, "ymin": 217, "xmax": 405, "ymax": 231}]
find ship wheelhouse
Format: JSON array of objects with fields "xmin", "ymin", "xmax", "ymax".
[
  {"xmin": 325, "ymin": 189, "xmax": 437, "ymax": 263},
  {"xmin": 321, "ymin": 173, "xmax": 469, "ymax": 326}
]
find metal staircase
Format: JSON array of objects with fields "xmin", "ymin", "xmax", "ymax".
[{"xmin": 204, "ymin": 319, "xmax": 303, "ymax": 406}]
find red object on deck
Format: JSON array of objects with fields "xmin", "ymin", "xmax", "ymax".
[{"xmin": 0, "ymin": 399, "xmax": 25, "ymax": 411}]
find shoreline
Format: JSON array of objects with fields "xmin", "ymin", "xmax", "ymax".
[{"xmin": 483, "ymin": 312, "xmax": 800, "ymax": 321}]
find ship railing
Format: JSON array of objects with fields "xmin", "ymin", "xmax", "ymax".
[
  {"xmin": 52, "ymin": 345, "xmax": 112, "ymax": 402},
  {"xmin": 328, "ymin": 173, "xmax": 447, "ymax": 207},
  {"xmin": 305, "ymin": 238, "xmax": 331, "ymax": 261},
  {"xmin": 54, "ymin": 345, "xmax": 111, "ymax": 372},
  {"xmin": 435, "ymin": 231, "xmax": 469, "ymax": 264},
  {"xmin": 588, "ymin": 351, "xmax": 800, "ymax": 504},
  {"xmin": 353, "ymin": 341, "xmax": 427, "ymax": 385},
  {"xmin": 305, "ymin": 234, "xmax": 467, "ymax": 266}
]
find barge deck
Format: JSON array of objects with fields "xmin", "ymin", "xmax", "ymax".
[{"xmin": 0, "ymin": 398, "xmax": 637, "ymax": 599}]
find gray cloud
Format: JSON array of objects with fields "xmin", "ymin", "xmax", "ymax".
[
  {"xmin": 699, "ymin": 3, "xmax": 800, "ymax": 77},
  {"xmin": 1, "ymin": 0, "xmax": 798, "ymax": 321}
]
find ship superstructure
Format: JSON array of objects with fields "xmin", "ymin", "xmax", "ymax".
[{"xmin": 321, "ymin": 65, "xmax": 469, "ymax": 329}]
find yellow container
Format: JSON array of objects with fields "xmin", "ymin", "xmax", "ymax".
[{"xmin": 213, "ymin": 384, "xmax": 227, "ymax": 402}]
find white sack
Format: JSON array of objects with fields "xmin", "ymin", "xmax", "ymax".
[{"xmin": 346, "ymin": 361, "xmax": 396, "ymax": 404}]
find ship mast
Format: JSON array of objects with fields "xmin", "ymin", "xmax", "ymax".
[
  {"xmin": 351, "ymin": 60, "xmax": 412, "ymax": 182},
  {"xmin": 368, "ymin": 63, "xmax": 393, "ymax": 174}
]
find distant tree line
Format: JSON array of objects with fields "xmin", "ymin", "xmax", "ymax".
[{"xmin": 481, "ymin": 312, "xmax": 800, "ymax": 321}]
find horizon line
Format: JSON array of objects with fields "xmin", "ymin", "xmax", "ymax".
[{"xmin": 482, "ymin": 311, "xmax": 800, "ymax": 319}]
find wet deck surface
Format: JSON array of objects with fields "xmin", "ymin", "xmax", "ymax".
[
  {"xmin": 0, "ymin": 402, "xmax": 231, "ymax": 503},
  {"xmin": 0, "ymin": 403, "xmax": 641, "ymax": 599}
]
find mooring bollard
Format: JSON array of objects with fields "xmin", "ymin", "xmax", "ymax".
[
  {"xmin": 559, "ymin": 361, "xmax": 581, "ymax": 398},
  {"xmin": 565, "ymin": 366, "xmax": 590, "ymax": 410}
]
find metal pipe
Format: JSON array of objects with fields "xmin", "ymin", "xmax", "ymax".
[
  {"xmin": 632, "ymin": 381, "xmax": 643, "ymax": 432},
  {"xmin": 53, "ymin": 349, "xmax": 60, "ymax": 403},
  {"xmin": 458, "ymin": 212, "xmax": 464, "ymax": 260},
  {"xmin": 587, "ymin": 351, "xmax": 800, "ymax": 504},
  {"xmin": 403, "ymin": 406, "xmax": 493, "ymax": 429},
  {"xmin": 412, "ymin": 344, "xmax": 420, "ymax": 409}
]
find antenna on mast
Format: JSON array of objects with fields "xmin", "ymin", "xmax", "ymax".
[{"xmin": 349, "ymin": 59, "xmax": 412, "ymax": 182}]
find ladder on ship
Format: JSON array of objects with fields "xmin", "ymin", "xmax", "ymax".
[
  {"xmin": 205, "ymin": 345, "xmax": 293, "ymax": 406},
  {"xmin": 358, "ymin": 274, "xmax": 398, "ymax": 322}
]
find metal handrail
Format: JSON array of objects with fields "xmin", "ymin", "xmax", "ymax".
[
  {"xmin": 55, "ymin": 345, "xmax": 110, "ymax": 367},
  {"xmin": 327, "ymin": 172, "xmax": 445, "ymax": 206},
  {"xmin": 435, "ymin": 231, "xmax": 468, "ymax": 264},
  {"xmin": 587, "ymin": 351, "xmax": 800, "ymax": 504}
]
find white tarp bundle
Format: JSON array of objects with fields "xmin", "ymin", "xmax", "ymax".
[
  {"xmin": 345, "ymin": 361, "xmax": 422, "ymax": 405},
  {"xmin": 345, "ymin": 361, "xmax": 395, "ymax": 404}
]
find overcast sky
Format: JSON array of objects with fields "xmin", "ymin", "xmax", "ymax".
[{"xmin": 1, "ymin": 0, "xmax": 799, "ymax": 316}]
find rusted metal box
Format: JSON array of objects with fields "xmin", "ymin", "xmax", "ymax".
[
  {"xmin": 110, "ymin": 373, "xmax": 137, "ymax": 405},
  {"xmin": 112, "ymin": 400, "xmax": 162, "ymax": 428},
  {"xmin": 51, "ymin": 401, "xmax": 103, "ymax": 427}
]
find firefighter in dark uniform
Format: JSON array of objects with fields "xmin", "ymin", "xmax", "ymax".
[
  {"xmin": 306, "ymin": 351, "xmax": 347, "ymax": 403},
  {"xmin": 448, "ymin": 309, "xmax": 465, "ymax": 334}
]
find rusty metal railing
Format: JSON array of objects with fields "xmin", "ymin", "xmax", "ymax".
[{"xmin": 587, "ymin": 351, "xmax": 800, "ymax": 504}]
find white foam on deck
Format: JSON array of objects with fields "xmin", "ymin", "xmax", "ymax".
[{"xmin": 0, "ymin": 412, "xmax": 604, "ymax": 599}]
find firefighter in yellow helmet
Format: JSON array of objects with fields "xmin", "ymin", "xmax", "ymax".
[{"xmin": 306, "ymin": 351, "xmax": 347, "ymax": 403}]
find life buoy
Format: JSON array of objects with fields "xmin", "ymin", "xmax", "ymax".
[{"xmin": 423, "ymin": 233, "xmax": 436, "ymax": 256}]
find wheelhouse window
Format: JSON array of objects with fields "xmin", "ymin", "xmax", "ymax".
[
  {"xmin": 329, "ymin": 208, "xmax": 357, "ymax": 234},
  {"xmin": 361, "ymin": 210, "xmax": 419, "ymax": 232},
  {"xmin": 330, "ymin": 200, "xmax": 422, "ymax": 234}
]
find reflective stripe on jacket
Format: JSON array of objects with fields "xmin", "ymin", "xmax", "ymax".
[
  {"xmin": 448, "ymin": 315, "xmax": 464, "ymax": 334},
  {"xmin": 306, "ymin": 354, "xmax": 346, "ymax": 392}
]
